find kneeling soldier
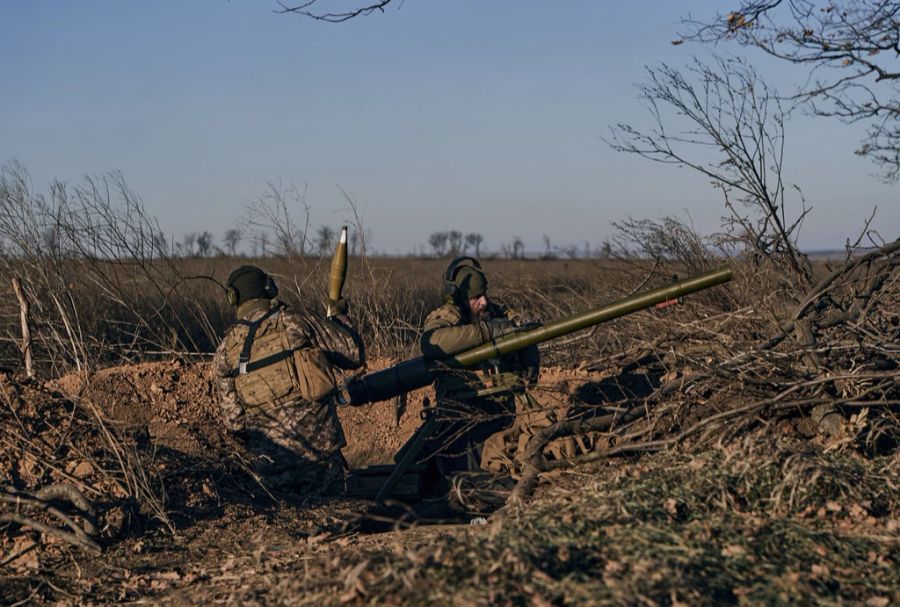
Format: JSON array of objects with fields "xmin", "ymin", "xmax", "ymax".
[
  {"xmin": 213, "ymin": 265, "xmax": 364, "ymax": 495},
  {"xmin": 419, "ymin": 257, "xmax": 540, "ymax": 483}
]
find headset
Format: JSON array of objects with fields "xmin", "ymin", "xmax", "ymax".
[
  {"xmin": 443, "ymin": 256, "xmax": 483, "ymax": 302},
  {"xmin": 225, "ymin": 267, "xmax": 279, "ymax": 306}
]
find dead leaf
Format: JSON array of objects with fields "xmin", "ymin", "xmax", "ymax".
[
  {"xmin": 6, "ymin": 536, "xmax": 39, "ymax": 570},
  {"xmin": 73, "ymin": 460, "xmax": 93, "ymax": 478},
  {"xmin": 664, "ymin": 498, "xmax": 679, "ymax": 515},
  {"xmin": 722, "ymin": 544, "xmax": 746, "ymax": 558},
  {"xmin": 343, "ymin": 559, "xmax": 369, "ymax": 592},
  {"xmin": 530, "ymin": 594, "xmax": 553, "ymax": 607}
]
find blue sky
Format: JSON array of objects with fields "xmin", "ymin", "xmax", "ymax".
[{"xmin": 2, "ymin": 1, "xmax": 896, "ymax": 254}]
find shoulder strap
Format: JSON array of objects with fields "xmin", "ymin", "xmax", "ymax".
[{"xmin": 231, "ymin": 306, "xmax": 282, "ymax": 376}]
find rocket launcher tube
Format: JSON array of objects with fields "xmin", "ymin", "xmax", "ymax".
[
  {"xmin": 455, "ymin": 266, "xmax": 733, "ymax": 365},
  {"xmin": 326, "ymin": 226, "xmax": 349, "ymax": 317},
  {"xmin": 346, "ymin": 267, "xmax": 733, "ymax": 405}
]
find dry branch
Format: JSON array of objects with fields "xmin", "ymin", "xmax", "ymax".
[
  {"xmin": 504, "ymin": 238, "xmax": 899, "ymax": 508},
  {"xmin": 1, "ymin": 483, "xmax": 100, "ymax": 555},
  {"xmin": 10, "ymin": 278, "xmax": 33, "ymax": 379}
]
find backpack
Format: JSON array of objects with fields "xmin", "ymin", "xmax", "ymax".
[{"xmin": 223, "ymin": 307, "xmax": 337, "ymax": 414}]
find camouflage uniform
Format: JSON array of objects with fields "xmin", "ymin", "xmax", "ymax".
[
  {"xmin": 213, "ymin": 298, "xmax": 364, "ymax": 494},
  {"xmin": 420, "ymin": 300, "xmax": 540, "ymax": 477}
]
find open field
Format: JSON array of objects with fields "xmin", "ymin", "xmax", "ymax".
[{"xmin": 1, "ymin": 249, "xmax": 898, "ymax": 605}]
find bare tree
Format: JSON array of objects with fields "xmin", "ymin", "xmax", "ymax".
[
  {"xmin": 180, "ymin": 232, "xmax": 197, "ymax": 258},
  {"xmin": 428, "ymin": 231, "xmax": 449, "ymax": 257},
  {"xmin": 512, "ymin": 236, "xmax": 525, "ymax": 260},
  {"xmin": 276, "ymin": 0, "xmax": 395, "ymax": 22},
  {"xmin": 465, "ymin": 232, "xmax": 484, "ymax": 257},
  {"xmin": 316, "ymin": 225, "xmax": 335, "ymax": 255},
  {"xmin": 599, "ymin": 239, "xmax": 613, "ymax": 260},
  {"xmin": 151, "ymin": 231, "xmax": 168, "ymax": 255},
  {"xmin": 606, "ymin": 57, "xmax": 813, "ymax": 286},
  {"xmin": 223, "ymin": 228, "xmax": 241, "ymax": 256},
  {"xmin": 680, "ymin": 0, "xmax": 900, "ymax": 182},
  {"xmin": 243, "ymin": 180, "xmax": 310, "ymax": 259},
  {"xmin": 542, "ymin": 234, "xmax": 555, "ymax": 260},
  {"xmin": 196, "ymin": 231, "xmax": 214, "ymax": 257},
  {"xmin": 448, "ymin": 230, "xmax": 464, "ymax": 256},
  {"xmin": 0, "ymin": 160, "xmax": 223, "ymax": 373},
  {"xmin": 558, "ymin": 244, "xmax": 579, "ymax": 259},
  {"xmin": 339, "ymin": 185, "xmax": 370, "ymax": 259}
]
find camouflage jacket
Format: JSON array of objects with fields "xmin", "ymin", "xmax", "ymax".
[
  {"xmin": 420, "ymin": 300, "xmax": 539, "ymax": 403},
  {"xmin": 212, "ymin": 298, "xmax": 364, "ymax": 459}
]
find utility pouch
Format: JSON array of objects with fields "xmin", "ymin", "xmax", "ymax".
[{"xmin": 292, "ymin": 344, "xmax": 338, "ymax": 402}]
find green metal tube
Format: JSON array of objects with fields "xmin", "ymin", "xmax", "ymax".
[
  {"xmin": 346, "ymin": 267, "xmax": 733, "ymax": 405},
  {"xmin": 455, "ymin": 266, "xmax": 733, "ymax": 365}
]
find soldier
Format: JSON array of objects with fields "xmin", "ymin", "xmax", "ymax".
[
  {"xmin": 213, "ymin": 265, "xmax": 364, "ymax": 495},
  {"xmin": 419, "ymin": 257, "xmax": 541, "ymax": 485}
]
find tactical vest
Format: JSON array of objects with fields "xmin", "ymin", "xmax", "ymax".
[{"xmin": 223, "ymin": 307, "xmax": 337, "ymax": 414}]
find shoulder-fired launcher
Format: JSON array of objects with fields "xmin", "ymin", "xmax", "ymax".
[{"xmin": 346, "ymin": 267, "xmax": 733, "ymax": 406}]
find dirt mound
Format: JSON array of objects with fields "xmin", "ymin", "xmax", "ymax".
[
  {"xmin": 4, "ymin": 354, "xmax": 897, "ymax": 605},
  {"xmin": 48, "ymin": 358, "xmax": 434, "ymax": 467},
  {"xmin": 0, "ymin": 372, "xmax": 152, "ymax": 572},
  {"xmin": 45, "ymin": 358, "xmax": 587, "ymax": 468},
  {"xmin": 51, "ymin": 360, "xmax": 220, "ymax": 456}
]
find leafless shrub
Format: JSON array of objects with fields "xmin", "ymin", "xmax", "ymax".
[
  {"xmin": 608, "ymin": 57, "xmax": 813, "ymax": 287},
  {"xmin": 679, "ymin": 0, "xmax": 900, "ymax": 183},
  {"xmin": 0, "ymin": 375, "xmax": 172, "ymax": 566},
  {"xmin": 0, "ymin": 160, "xmax": 223, "ymax": 376},
  {"xmin": 242, "ymin": 180, "xmax": 311, "ymax": 260},
  {"xmin": 504, "ymin": 56, "xmax": 899, "ymax": 507}
]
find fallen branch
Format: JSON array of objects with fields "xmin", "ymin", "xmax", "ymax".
[{"xmin": 0, "ymin": 483, "xmax": 101, "ymax": 555}]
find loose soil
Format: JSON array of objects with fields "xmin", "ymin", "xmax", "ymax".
[{"xmin": 2, "ymin": 360, "xmax": 897, "ymax": 605}]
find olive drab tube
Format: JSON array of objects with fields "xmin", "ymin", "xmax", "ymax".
[
  {"xmin": 346, "ymin": 267, "xmax": 734, "ymax": 405},
  {"xmin": 326, "ymin": 226, "xmax": 349, "ymax": 318}
]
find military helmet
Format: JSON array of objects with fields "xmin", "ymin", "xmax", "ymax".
[
  {"xmin": 225, "ymin": 265, "xmax": 278, "ymax": 306},
  {"xmin": 444, "ymin": 256, "xmax": 487, "ymax": 302}
]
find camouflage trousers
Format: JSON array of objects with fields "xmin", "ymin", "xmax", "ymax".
[
  {"xmin": 480, "ymin": 391, "xmax": 588, "ymax": 478},
  {"xmin": 237, "ymin": 403, "xmax": 347, "ymax": 496}
]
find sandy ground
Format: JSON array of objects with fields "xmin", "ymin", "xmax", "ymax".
[
  {"xmin": 2, "ymin": 358, "xmax": 897, "ymax": 605},
  {"xmin": 1, "ymin": 358, "xmax": 594, "ymax": 604}
]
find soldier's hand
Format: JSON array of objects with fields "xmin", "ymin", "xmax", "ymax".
[
  {"xmin": 487, "ymin": 318, "xmax": 518, "ymax": 339},
  {"xmin": 326, "ymin": 297, "xmax": 349, "ymax": 317},
  {"xmin": 516, "ymin": 320, "xmax": 543, "ymax": 331}
]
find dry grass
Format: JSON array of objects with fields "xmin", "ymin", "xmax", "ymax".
[{"xmin": 132, "ymin": 438, "xmax": 897, "ymax": 606}]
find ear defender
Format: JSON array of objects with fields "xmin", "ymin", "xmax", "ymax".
[
  {"xmin": 263, "ymin": 275, "xmax": 278, "ymax": 299},
  {"xmin": 226, "ymin": 286, "xmax": 240, "ymax": 306}
]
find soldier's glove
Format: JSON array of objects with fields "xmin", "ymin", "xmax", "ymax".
[
  {"xmin": 516, "ymin": 320, "xmax": 543, "ymax": 332},
  {"xmin": 487, "ymin": 318, "xmax": 518, "ymax": 339},
  {"xmin": 326, "ymin": 297, "xmax": 349, "ymax": 317}
]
